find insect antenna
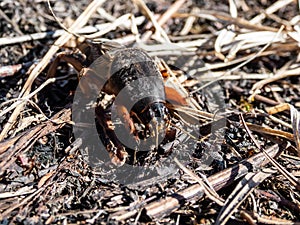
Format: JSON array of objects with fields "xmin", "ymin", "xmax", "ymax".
[
  {"xmin": 168, "ymin": 103, "xmax": 226, "ymax": 143},
  {"xmin": 169, "ymin": 120, "xmax": 199, "ymax": 142}
]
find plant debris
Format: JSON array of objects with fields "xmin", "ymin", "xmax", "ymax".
[{"xmin": 1, "ymin": 0, "xmax": 300, "ymax": 224}]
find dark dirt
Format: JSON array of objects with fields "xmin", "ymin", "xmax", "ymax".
[{"xmin": 1, "ymin": 0, "xmax": 300, "ymax": 224}]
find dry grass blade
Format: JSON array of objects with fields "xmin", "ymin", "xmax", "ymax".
[
  {"xmin": 214, "ymin": 0, "xmax": 237, "ymax": 61},
  {"xmin": 215, "ymin": 168, "xmax": 276, "ymax": 225},
  {"xmin": 0, "ymin": 186, "xmax": 35, "ymax": 199},
  {"xmin": 265, "ymin": 103, "xmax": 300, "ymax": 155},
  {"xmin": 0, "ymin": 78, "xmax": 56, "ymax": 118},
  {"xmin": 214, "ymin": 29, "xmax": 236, "ymax": 61},
  {"xmin": 250, "ymin": 0, "xmax": 295, "ymax": 24},
  {"xmin": 249, "ymin": 60, "xmax": 295, "ymax": 100},
  {"xmin": 174, "ymin": 106, "xmax": 223, "ymax": 120},
  {"xmin": 190, "ymin": 26, "xmax": 285, "ymax": 94},
  {"xmin": 0, "ymin": 188, "xmax": 44, "ymax": 221},
  {"xmin": 179, "ymin": 7, "xmax": 199, "ymax": 36},
  {"xmin": 132, "ymin": 0, "xmax": 170, "ymax": 43},
  {"xmin": 266, "ymin": 103, "xmax": 300, "ymax": 156},
  {"xmin": 246, "ymin": 122, "xmax": 294, "ymax": 141},
  {"xmin": 156, "ymin": 0, "xmax": 186, "ymax": 28},
  {"xmin": 174, "ymin": 158, "xmax": 225, "ymax": 206},
  {"xmin": 192, "ymin": 10, "xmax": 279, "ymax": 32},
  {"xmin": 144, "ymin": 144, "xmax": 279, "ymax": 219},
  {"xmin": 83, "ymin": 14, "xmax": 135, "ymax": 39},
  {"xmin": 290, "ymin": 105, "xmax": 300, "ymax": 155},
  {"xmin": 0, "ymin": 17, "xmax": 146, "ymax": 47},
  {"xmin": 241, "ymin": 210, "xmax": 300, "ymax": 225},
  {"xmin": 228, "ymin": 0, "xmax": 238, "ymax": 19},
  {"xmin": 240, "ymin": 114, "xmax": 300, "ymax": 191},
  {"xmin": 0, "ymin": 0, "xmax": 105, "ymax": 141},
  {"xmin": 215, "ymin": 30, "xmax": 286, "ymax": 62},
  {"xmin": 139, "ymin": 0, "xmax": 186, "ymax": 42}
]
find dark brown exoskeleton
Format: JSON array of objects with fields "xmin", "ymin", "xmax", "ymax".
[
  {"xmin": 104, "ymin": 48, "xmax": 169, "ymax": 137},
  {"xmin": 47, "ymin": 40, "xmax": 186, "ymax": 165}
]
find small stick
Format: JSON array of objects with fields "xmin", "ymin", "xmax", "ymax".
[
  {"xmin": 250, "ymin": 0, "xmax": 294, "ymax": 24},
  {"xmin": 0, "ymin": 64, "xmax": 22, "ymax": 77},
  {"xmin": 0, "ymin": 61, "xmax": 37, "ymax": 77},
  {"xmin": 229, "ymin": 84, "xmax": 280, "ymax": 106},
  {"xmin": 132, "ymin": 0, "xmax": 170, "ymax": 42},
  {"xmin": 0, "ymin": 21, "xmax": 143, "ymax": 47},
  {"xmin": 0, "ymin": 8, "xmax": 23, "ymax": 35},
  {"xmin": 138, "ymin": 0, "xmax": 186, "ymax": 42},
  {"xmin": 179, "ymin": 7, "xmax": 199, "ymax": 36},
  {"xmin": 0, "ymin": 108, "xmax": 71, "ymax": 173},
  {"xmin": 246, "ymin": 123, "xmax": 294, "ymax": 141},
  {"xmin": 174, "ymin": 158, "xmax": 225, "ymax": 206},
  {"xmin": 144, "ymin": 144, "xmax": 280, "ymax": 219},
  {"xmin": 111, "ymin": 144, "xmax": 280, "ymax": 220},
  {"xmin": 241, "ymin": 114, "xmax": 300, "ymax": 190}
]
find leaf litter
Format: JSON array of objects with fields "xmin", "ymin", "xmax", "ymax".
[{"xmin": 0, "ymin": 0, "xmax": 300, "ymax": 224}]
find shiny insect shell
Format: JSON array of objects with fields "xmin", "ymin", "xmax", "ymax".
[
  {"xmin": 96, "ymin": 46, "xmax": 170, "ymax": 141},
  {"xmin": 48, "ymin": 41, "xmax": 173, "ymax": 165}
]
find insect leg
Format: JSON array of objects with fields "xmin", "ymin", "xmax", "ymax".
[
  {"xmin": 47, "ymin": 52, "xmax": 84, "ymax": 78},
  {"xmin": 95, "ymin": 105, "xmax": 128, "ymax": 166},
  {"xmin": 115, "ymin": 104, "xmax": 135, "ymax": 134},
  {"xmin": 164, "ymin": 86, "xmax": 188, "ymax": 106}
]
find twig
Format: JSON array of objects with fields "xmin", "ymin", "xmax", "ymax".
[
  {"xmin": 0, "ymin": 8, "xmax": 23, "ymax": 35},
  {"xmin": 0, "ymin": 108, "xmax": 71, "ymax": 172},
  {"xmin": 250, "ymin": 0, "xmax": 294, "ymax": 24},
  {"xmin": 144, "ymin": 144, "xmax": 280, "ymax": 219},
  {"xmin": 0, "ymin": 17, "xmax": 145, "ymax": 47},
  {"xmin": 229, "ymin": 84, "xmax": 280, "ymax": 106},
  {"xmin": 111, "ymin": 144, "xmax": 280, "ymax": 220},
  {"xmin": 0, "ymin": 64, "xmax": 22, "ymax": 77},
  {"xmin": 133, "ymin": 0, "xmax": 171, "ymax": 43},
  {"xmin": 174, "ymin": 158, "xmax": 225, "ymax": 206},
  {"xmin": 215, "ymin": 168, "xmax": 275, "ymax": 225},
  {"xmin": 243, "ymin": 210, "xmax": 300, "ymax": 225},
  {"xmin": 0, "ymin": 78, "xmax": 56, "ymax": 118},
  {"xmin": 246, "ymin": 123, "xmax": 294, "ymax": 141},
  {"xmin": 240, "ymin": 114, "xmax": 300, "ymax": 191}
]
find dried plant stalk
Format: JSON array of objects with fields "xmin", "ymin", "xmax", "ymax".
[{"xmin": 0, "ymin": 0, "xmax": 105, "ymax": 141}]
